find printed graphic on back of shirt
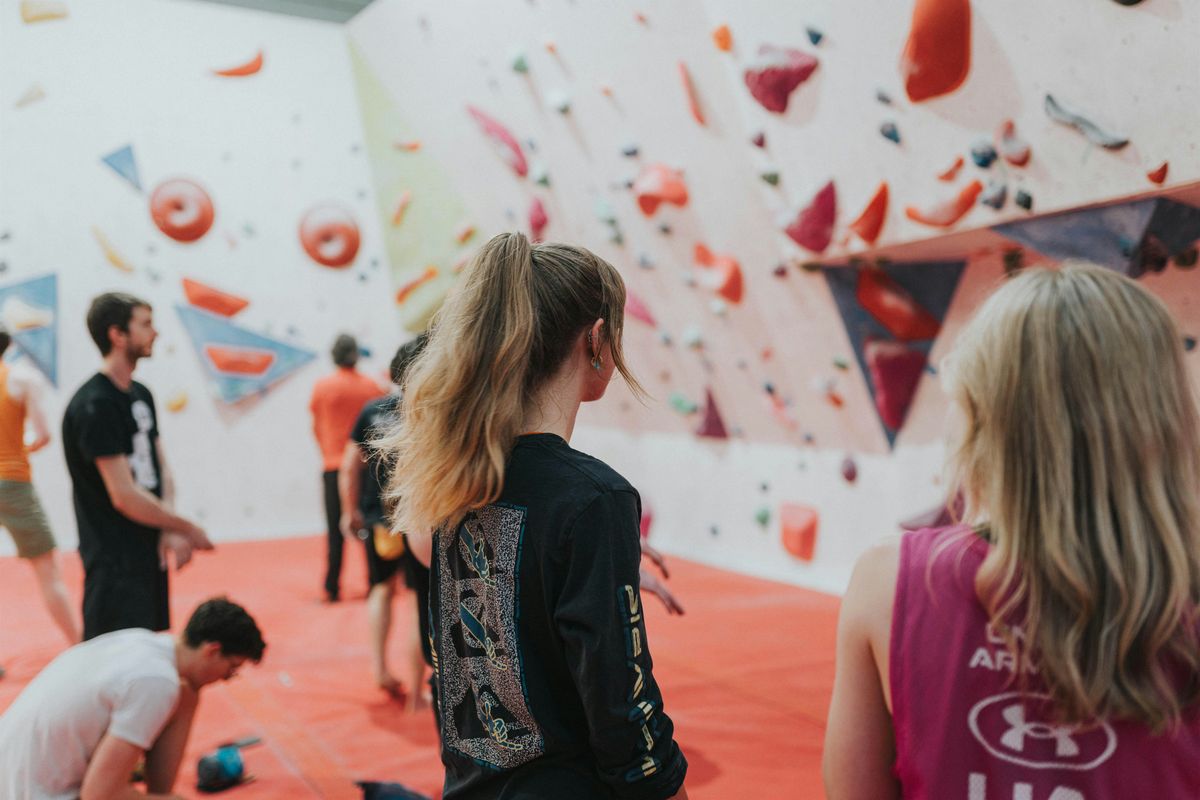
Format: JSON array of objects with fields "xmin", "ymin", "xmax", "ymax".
[{"xmin": 435, "ymin": 503, "xmax": 544, "ymax": 769}]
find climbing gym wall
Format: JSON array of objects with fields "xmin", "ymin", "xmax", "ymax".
[
  {"xmin": 0, "ymin": 0, "xmax": 395, "ymax": 551},
  {"xmin": 347, "ymin": 0, "xmax": 1200, "ymax": 592}
]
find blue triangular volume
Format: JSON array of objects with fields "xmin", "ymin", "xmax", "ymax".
[
  {"xmin": 0, "ymin": 275, "xmax": 58, "ymax": 387},
  {"xmin": 992, "ymin": 197, "xmax": 1200, "ymax": 279},
  {"xmin": 823, "ymin": 261, "xmax": 966, "ymax": 448},
  {"xmin": 176, "ymin": 305, "xmax": 316, "ymax": 404},
  {"xmin": 101, "ymin": 144, "xmax": 142, "ymax": 192}
]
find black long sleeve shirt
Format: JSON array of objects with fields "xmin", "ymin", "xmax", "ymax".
[{"xmin": 431, "ymin": 433, "xmax": 686, "ymax": 799}]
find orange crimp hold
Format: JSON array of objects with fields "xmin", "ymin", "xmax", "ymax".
[{"xmin": 904, "ymin": 180, "xmax": 982, "ymax": 228}]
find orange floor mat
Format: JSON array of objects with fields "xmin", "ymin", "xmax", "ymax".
[{"xmin": 0, "ymin": 536, "xmax": 839, "ymax": 799}]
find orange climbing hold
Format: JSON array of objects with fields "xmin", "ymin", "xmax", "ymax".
[
  {"xmin": 712, "ymin": 24, "xmax": 733, "ymax": 52},
  {"xmin": 849, "ymin": 182, "xmax": 889, "ymax": 246},
  {"xmin": 694, "ymin": 244, "xmax": 744, "ymax": 303},
  {"xmin": 1147, "ymin": 162, "xmax": 1169, "ymax": 185},
  {"xmin": 679, "ymin": 62, "xmax": 705, "ymax": 125},
  {"xmin": 395, "ymin": 266, "xmax": 439, "ymax": 305},
  {"xmin": 391, "ymin": 191, "xmax": 412, "ymax": 227},
  {"xmin": 204, "ymin": 345, "xmax": 275, "ymax": 376},
  {"xmin": 937, "ymin": 155, "xmax": 964, "ymax": 182},
  {"xmin": 900, "ymin": 0, "xmax": 971, "ymax": 102},
  {"xmin": 904, "ymin": 179, "xmax": 982, "ymax": 228},
  {"xmin": 634, "ymin": 164, "xmax": 689, "ymax": 216},
  {"xmin": 781, "ymin": 503, "xmax": 819, "ymax": 561},
  {"xmin": 213, "ymin": 50, "xmax": 264, "ymax": 77},
  {"xmin": 182, "ymin": 278, "xmax": 249, "ymax": 318},
  {"xmin": 856, "ymin": 268, "xmax": 941, "ymax": 341}
]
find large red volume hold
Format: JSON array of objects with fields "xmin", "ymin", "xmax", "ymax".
[
  {"xmin": 865, "ymin": 338, "xmax": 926, "ymax": 431},
  {"xmin": 785, "ymin": 180, "xmax": 837, "ymax": 253},
  {"xmin": 856, "ymin": 268, "xmax": 942, "ymax": 341},
  {"xmin": 900, "ymin": 0, "xmax": 972, "ymax": 102},
  {"xmin": 849, "ymin": 182, "xmax": 889, "ymax": 245},
  {"xmin": 744, "ymin": 46, "xmax": 819, "ymax": 114},
  {"xmin": 904, "ymin": 180, "xmax": 982, "ymax": 228}
]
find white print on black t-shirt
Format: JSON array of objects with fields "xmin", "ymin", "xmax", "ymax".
[{"xmin": 129, "ymin": 399, "xmax": 158, "ymax": 491}]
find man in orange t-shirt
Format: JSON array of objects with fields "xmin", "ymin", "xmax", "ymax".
[{"xmin": 309, "ymin": 334, "xmax": 383, "ymax": 602}]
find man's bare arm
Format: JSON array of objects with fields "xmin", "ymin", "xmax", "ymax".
[
  {"xmin": 144, "ymin": 686, "xmax": 199, "ymax": 794},
  {"xmin": 80, "ymin": 734, "xmax": 184, "ymax": 800},
  {"xmin": 95, "ymin": 456, "xmax": 210, "ymax": 548},
  {"xmin": 338, "ymin": 441, "xmax": 366, "ymax": 539}
]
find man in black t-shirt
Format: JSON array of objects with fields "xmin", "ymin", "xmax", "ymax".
[{"xmin": 63, "ymin": 293, "xmax": 213, "ymax": 640}]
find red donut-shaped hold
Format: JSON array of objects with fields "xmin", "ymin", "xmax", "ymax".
[
  {"xmin": 149, "ymin": 178, "xmax": 215, "ymax": 243},
  {"xmin": 298, "ymin": 204, "xmax": 360, "ymax": 268}
]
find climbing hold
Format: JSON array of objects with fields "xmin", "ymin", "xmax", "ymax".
[
  {"xmin": 834, "ymin": 357, "xmax": 850, "ymax": 371},
  {"xmin": 980, "ymin": 180, "xmax": 1007, "ymax": 210},
  {"xmin": 785, "ymin": 180, "xmax": 837, "ymax": 253},
  {"xmin": 712, "ymin": 24, "xmax": 733, "ymax": 52},
  {"xmin": 865, "ymin": 338, "xmax": 925, "ymax": 432},
  {"xmin": 20, "ymin": 1, "xmax": 67, "ymax": 23},
  {"xmin": 14, "ymin": 84, "xmax": 45, "ymax": 108},
  {"xmin": 1015, "ymin": 189, "xmax": 1033, "ymax": 211},
  {"xmin": 695, "ymin": 388, "xmax": 729, "ymax": 439},
  {"xmin": 849, "ymin": 182, "xmax": 889, "ymax": 246},
  {"xmin": 781, "ymin": 503, "xmax": 818, "ymax": 560},
  {"xmin": 678, "ymin": 62, "xmax": 706, "ymax": 125},
  {"xmin": 394, "ymin": 266, "xmax": 439, "ymax": 304},
  {"xmin": 609, "ymin": 229, "xmax": 625, "ymax": 246},
  {"xmin": 532, "ymin": 163, "xmax": 550, "ymax": 187},
  {"xmin": 638, "ymin": 253, "xmax": 654, "ymax": 269},
  {"xmin": 391, "ymin": 190, "xmax": 412, "ymax": 226},
  {"xmin": 659, "ymin": 223, "xmax": 672, "ymax": 235},
  {"xmin": 511, "ymin": 52, "xmax": 529, "ymax": 73},
  {"xmin": 548, "ymin": 91, "xmax": 571, "ymax": 114},
  {"xmin": 880, "ymin": 121, "xmax": 901, "ymax": 145},
  {"xmin": 806, "ymin": 26, "xmax": 824, "ymax": 46},
  {"xmin": 1185, "ymin": 336, "xmax": 1197, "ymax": 352},
  {"xmin": 1147, "ymin": 162, "xmax": 1169, "ymax": 185},
  {"xmin": 594, "ymin": 197, "xmax": 618, "ymax": 224},
  {"xmin": 904, "ymin": 180, "xmax": 982, "ymax": 228},
  {"xmin": 669, "ymin": 392, "xmax": 697, "ymax": 414},
  {"xmin": 213, "ymin": 50, "xmax": 264, "ymax": 77},
  {"xmin": 751, "ymin": 131, "xmax": 766, "ymax": 148},
  {"xmin": 467, "ymin": 106, "xmax": 529, "ymax": 177},
  {"xmin": 694, "ymin": 244, "xmax": 744, "ymax": 303},
  {"xmin": 101, "ymin": 145, "xmax": 142, "ymax": 192},
  {"xmin": 681, "ymin": 325, "xmax": 704, "ymax": 349},
  {"xmin": 970, "ymin": 141, "xmax": 997, "ymax": 169},
  {"xmin": 760, "ymin": 171, "xmax": 781, "ymax": 186},
  {"xmin": 755, "ymin": 506, "xmax": 771, "ymax": 528},
  {"xmin": 625, "ymin": 291, "xmax": 657, "ymax": 327},
  {"xmin": 393, "ymin": 140, "xmax": 421, "ymax": 153},
  {"xmin": 634, "ymin": 11, "xmax": 648, "ymax": 24},
  {"xmin": 659, "ymin": 331, "xmax": 673, "ymax": 346},
  {"xmin": 900, "ymin": 0, "xmax": 971, "ymax": 102},
  {"xmin": 544, "ymin": 40, "xmax": 557, "ymax": 55},
  {"xmin": 826, "ymin": 388, "xmax": 845, "ymax": 408},
  {"xmin": 937, "ymin": 155, "xmax": 965, "ymax": 182},
  {"xmin": 166, "ymin": 392, "xmax": 188, "ymax": 413},
  {"xmin": 997, "ymin": 120, "xmax": 1031, "ymax": 167},
  {"xmin": 709, "ymin": 299, "xmax": 728, "ymax": 316},
  {"xmin": 1002, "ymin": 248, "xmax": 1024, "ymax": 275},
  {"xmin": 841, "ymin": 455, "xmax": 858, "ymax": 484},
  {"xmin": 1044, "ymin": 94, "xmax": 1129, "ymax": 149},
  {"xmin": 633, "ymin": 164, "xmax": 689, "ymax": 216},
  {"xmin": 298, "ymin": 204, "xmax": 360, "ymax": 268},
  {"xmin": 621, "ymin": 143, "xmax": 640, "ymax": 158},
  {"xmin": 182, "ymin": 278, "xmax": 249, "ymax": 318},
  {"xmin": 773, "ymin": 264, "xmax": 788, "ymax": 278},
  {"xmin": 856, "ymin": 267, "xmax": 942, "ymax": 341},
  {"xmin": 744, "ymin": 46, "xmax": 819, "ymax": 114},
  {"xmin": 150, "ymin": 178, "xmax": 216, "ymax": 243},
  {"xmin": 92, "ymin": 227, "xmax": 134, "ymax": 272},
  {"xmin": 529, "ymin": 197, "xmax": 548, "ymax": 241},
  {"xmin": 875, "ymin": 88, "xmax": 893, "ymax": 106}
]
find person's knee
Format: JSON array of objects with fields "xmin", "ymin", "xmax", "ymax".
[{"xmin": 29, "ymin": 550, "xmax": 61, "ymax": 581}]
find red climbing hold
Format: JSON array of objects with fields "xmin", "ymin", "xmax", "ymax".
[
  {"xmin": 679, "ymin": 62, "xmax": 705, "ymax": 125},
  {"xmin": 634, "ymin": 164, "xmax": 689, "ymax": 216},
  {"xmin": 997, "ymin": 120, "xmax": 1031, "ymax": 167},
  {"xmin": 466, "ymin": 106, "xmax": 528, "ymax": 177},
  {"xmin": 856, "ymin": 267, "xmax": 942, "ymax": 341},
  {"xmin": 905, "ymin": 180, "xmax": 982, "ymax": 228},
  {"xmin": 900, "ymin": 0, "xmax": 971, "ymax": 103},
  {"xmin": 395, "ymin": 266, "xmax": 439, "ymax": 305},
  {"xmin": 841, "ymin": 456, "xmax": 859, "ymax": 484},
  {"xmin": 182, "ymin": 278, "xmax": 249, "ymax": 318},
  {"xmin": 529, "ymin": 197, "xmax": 548, "ymax": 241},
  {"xmin": 204, "ymin": 345, "xmax": 275, "ymax": 376},
  {"xmin": 865, "ymin": 338, "xmax": 926, "ymax": 431},
  {"xmin": 937, "ymin": 155, "xmax": 964, "ymax": 182},
  {"xmin": 785, "ymin": 181, "xmax": 837, "ymax": 253},
  {"xmin": 695, "ymin": 388, "xmax": 729, "ymax": 439},
  {"xmin": 1147, "ymin": 162, "xmax": 1169, "ymax": 185},
  {"xmin": 743, "ymin": 45, "xmax": 819, "ymax": 114},
  {"xmin": 781, "ymin": 503, "xmax": 819, "ymax": 561},
  {"xmin": 625, "ymin": 291, "xmax": 657, "ymax": 327},
  {"xmin": 694, "ymin": 244, "xmax": 744, "ymax": 303},
  {"xmin": 849, "ymin": 182, "xmax": 889, "ymax": 246}
]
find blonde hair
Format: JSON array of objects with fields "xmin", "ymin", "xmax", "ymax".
[
  {"xmin": 380, "ymin": 232, "xmax": 643, "ymax": 535},
  {"xmin": 945, "ymin": 262, "xmax": 1200, "ymax": 730}
]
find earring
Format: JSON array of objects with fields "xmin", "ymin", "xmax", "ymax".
[{"xmin": 588, "ymin": 331, "xmax": 602, "ymax": 372}]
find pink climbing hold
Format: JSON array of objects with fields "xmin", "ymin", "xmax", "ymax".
[
  {"xmin": 841, "ymin": 455, "xmax": 858, "ymax": 484},
  {"xmin": 781, "ymin": 503, "xmax": 819, "ymax": 561},
  {"xmin": 625, "ymin": 291, "xmax": 657, "ymax": 327},
  {"xmin": 743, "ymin": 45, "xmax": 819, "ymax": 114},
  {"xmin": 997, "ymin": 120, "xmax": 1031, "ymax": 167},
  {"xmin": 694, "ymin": 244, "xmax": 744, "ymax": 303},
  {"xmin": 865, "ymin": 338, "xmax": 926, "ymax": 432},
  {"xmin": 528, "ymin": 197, "xmax": 548, "ymax": 241},
  {"xmin": 785, "ymin": 180, "xmax": 837, "ymax": 253},
  {"xmin": 695, "ymin": 388, "xmax": 729, "ymax": 439},
  {"xmin": 634, "ymin": 164, "xmax": 689, "ymax": 216},
  {"xmin": 466, "ymin": 106, "xmax": 528, "ymax": 177}
]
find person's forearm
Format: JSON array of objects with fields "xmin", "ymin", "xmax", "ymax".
[
  {"xmin": 145, "ymin": 690, "xmax": 198, "ymax": 793},
  {"xmin": 338, "ymin": 466, "xmax": 361, "ymax": 523},
  {"xmin": 112, "ymin": 485, "xmax": 195, "ymax": 532}
]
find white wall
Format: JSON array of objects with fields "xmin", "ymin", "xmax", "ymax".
[{"xmin": 0, "ymin": 0, "xmax": 396, "ymax": 553}]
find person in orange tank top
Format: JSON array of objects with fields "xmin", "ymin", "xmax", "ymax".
[
  {"xmin": 0, "ymin": 326, "xmax": 79, "ymax": 659},
  {"xmin": 308, "ymin": 334, "xmax": 384, "ymax": 602}
]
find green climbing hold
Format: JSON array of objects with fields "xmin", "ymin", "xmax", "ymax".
[
  {"xmin": 512, "ymin": 52, "xmax": 529, "ymax": 73},
  {"xmin": 755, "ymin": 506, "xmax": 771, "ymax": 527},
  {"xmin": 833, "ymin": 357, "xmax": 850, "ymax": 371},
  {"xmin": 669, "ymin": 392, "xmax": 699, "ymax": 414},
  {"xmin": 761, "ymin": 171, "xmax": 781, "ymax": 186}
]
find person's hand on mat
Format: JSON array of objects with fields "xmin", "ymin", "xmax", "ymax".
[
  {"xmin": 640, "ymin": 565, "xmax": 685, "ymax": 616},
  {"xmin": 159, "ymin": 531, "xmax": 194, "ymax": 571},
  {"xmin": 642, "ymin": 543, "xmax": 670, "ymax": 579},
  {"xmin": 340, "ymin": 509, "xmax": 363, "ymax": 541}
]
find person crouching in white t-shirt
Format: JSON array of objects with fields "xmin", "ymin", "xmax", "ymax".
[{"xmin": 0, "ymin": 597, "xmax": 266, "ymax": 800}]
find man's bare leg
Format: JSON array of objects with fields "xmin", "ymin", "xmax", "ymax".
[
  {"xmin": 368, "ymin": 576, "xmax": 400, "ymax": 695},
  {"xmin": 30, "ymin": 550, "xmax": 80, "ymax": 644}
]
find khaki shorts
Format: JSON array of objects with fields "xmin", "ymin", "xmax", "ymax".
[{"xmin": 0, "ymin": 480, "xmax": 56, "ymax": 559}]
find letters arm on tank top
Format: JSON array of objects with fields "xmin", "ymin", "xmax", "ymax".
[{"xmin": 824, "ymin": 540, "xmax": 902, "ymax": 800}]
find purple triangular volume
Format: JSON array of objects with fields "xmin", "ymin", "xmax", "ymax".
[
  {"xmin": 823, "ymin": 260, "xmax": 967, "ymax": 449},
  {"xmin": 992, "ymin": 197, "xmax": 1200, "ymax": 279},
  {"xmin": 695, "ymin": 387, "xmax": 728, "ymax": 439}
]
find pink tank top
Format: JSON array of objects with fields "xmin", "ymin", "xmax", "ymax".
[{"xmin": 891, "ymin": 527, "xmax": 1200, "ymax": 799}]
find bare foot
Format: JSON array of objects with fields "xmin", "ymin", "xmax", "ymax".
[{"xmin": 377, "ymin": 675, "xmax": 405, "ymax": 700}]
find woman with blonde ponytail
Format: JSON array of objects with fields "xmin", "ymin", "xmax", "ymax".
[
  {"xmin": 378, "ymin": 233, "xmax": 688, "ymax": 799},
  {"xmin": 825, "ymin": 263, "xmax": 1200, "ymax": 799}
]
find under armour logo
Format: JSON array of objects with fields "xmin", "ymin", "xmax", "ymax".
[{"xmin": 999, "ymin": 703, "xmax": 1079, "ymax": 757}]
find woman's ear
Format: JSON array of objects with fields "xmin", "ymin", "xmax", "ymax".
[{"xmin": 589, "ymin": 318, "xmax": 605, "ymax": 358}]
